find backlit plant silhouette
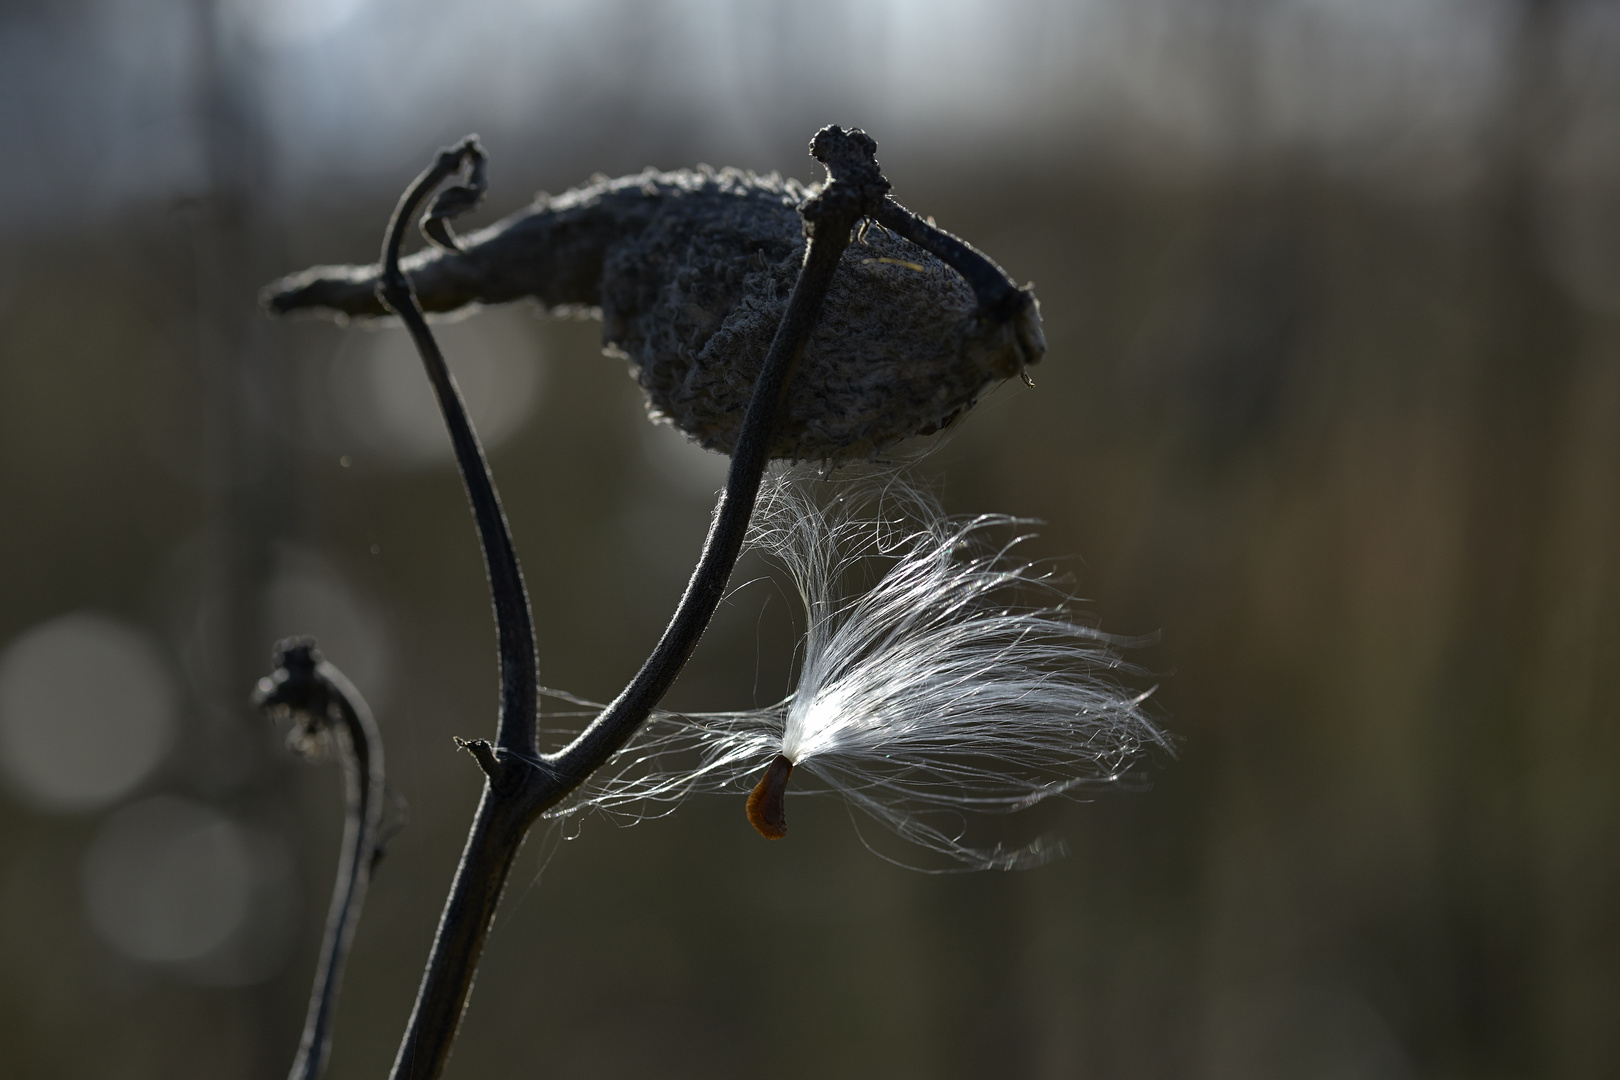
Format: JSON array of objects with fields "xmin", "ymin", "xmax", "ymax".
[{"xmin": 257, "ymin": 126, "xmax": 1161, "ymax": 1080}]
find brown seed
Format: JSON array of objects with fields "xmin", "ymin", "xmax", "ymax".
[{"xmin": 745, "ymin": 754, "xmax": 795, "ymax": 840}]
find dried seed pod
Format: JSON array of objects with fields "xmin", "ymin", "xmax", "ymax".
[{"xmin": 266, "ymin": 167, "xmax": 1044, "ymax": 461}]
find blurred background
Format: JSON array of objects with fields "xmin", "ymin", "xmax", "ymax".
[{"xmin": 1, "ymin": 0, "xmax": 1617, "ymax": 1077}]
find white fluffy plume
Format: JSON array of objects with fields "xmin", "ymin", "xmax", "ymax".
[{"xmin": 545, "ymin": 470, "xmax": 1167, "ymax": 870}]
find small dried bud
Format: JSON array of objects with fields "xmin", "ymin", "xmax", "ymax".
[{"xmin": 252, "ymin": 636, "xmax": 337, "ymax": 759}]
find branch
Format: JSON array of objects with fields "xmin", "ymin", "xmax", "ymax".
[
  {"xmin": 378, "ymin": 126, "xmax": 892, "ymax": 1080},
  {"xmin": 373, "ymin": 136, "xmax": 539, "ymax": 764},
  {"xmin": 254, "ymin": 638, "xmax": 386, "ymax": 1080},
  {"xmin": 869, "ymin": 197, "xmax": 1046, "ymax": 370},
  {"xmin": 547, "ymin": 124, "xmax": 890, "ymax": 783}
]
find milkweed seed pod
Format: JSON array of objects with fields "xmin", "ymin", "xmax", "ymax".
[{"xmin": 266, "ymin": 167, "xmax": 1045, "ymax": 461}]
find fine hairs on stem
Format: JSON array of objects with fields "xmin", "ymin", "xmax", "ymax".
[{"xmin": 257, "ymin": 124, "xmax": 1074, "ymax": 1078}]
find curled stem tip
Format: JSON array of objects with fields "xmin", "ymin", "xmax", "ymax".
[
  {"xmin": 253, "ymin": 636, "xmax": 385, "ymax": 1080},
  {"xmin": 746, "ymin": 754, "xmax": 795, "ymax": 840},
  {"xmin": 375, "ymin": 134, "xmax": 539, "ymax": 765}
]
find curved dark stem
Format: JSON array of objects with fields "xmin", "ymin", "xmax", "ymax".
[
  {"xmin": 374, "ymin": 135, "xmax": 539, "ymax": 763},
  {"xmin": 548, "ymin": 124, "xmax": 889, "ymax": 782},
  {"xmin": 254, "ymin": 638, "xmax": 386, "ymax": 1080},
  {"xmin": 869, "ymin": 198, "xmax": 1030, "ymax": 322},
  {"xmin": 868, "ymin": 197, "xmax": 1045, "ymax": 374},
  {"xmin": 378, "ymin": 126, "xmax": 889, "ymax": 1080}
]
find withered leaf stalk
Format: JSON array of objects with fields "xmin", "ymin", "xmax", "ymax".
[{"xmin": 255, "ymin": 126, "xmax": 1152, "ymax": 1080}]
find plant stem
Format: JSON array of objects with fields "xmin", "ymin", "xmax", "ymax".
[
  {"xmin": 254, "ymin": 639, "xmax": 386, "ymax": 1080},
  {"xmin": 549, "ymin": 125, "xmax": 889, "ymax": 782},
  {"xmin": 869, "ymin": 197, "xmax": 1030, "ymax": 322},
  {"xmin": 374, "ymin": 136, "xmax": 539, "ymax": 764},
  {"xmin": 377, "ymin": 126, "xmax": 891, "ymax": 1080}
]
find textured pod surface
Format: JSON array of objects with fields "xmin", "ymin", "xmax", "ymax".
[{"xmin": 267, "ymin": 167, "xmax": 1043, "ymax": 460}]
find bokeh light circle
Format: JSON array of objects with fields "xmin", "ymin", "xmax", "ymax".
[
  {"xmin": 0, "ymin": 612, "xmax": 178, "ymax": 812},
  {"xmin": 332, "ymin": 306, "xmax": 546, "ymax": 469},
  {"xmin": 81, "ymin": 796, "xmax": 254, "ymax": 965}
]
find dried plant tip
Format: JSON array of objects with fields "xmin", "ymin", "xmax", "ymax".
[
  {"xmin": 250, "ymin": 637, "xmax": 385, "ymax": 1080},
  {"xmin": 253, "ymin": 637, "xmax": 339, "ymax": 757},
  {"xmin": 419, "ymin": 138, "xmax": 488, "ymax": 252},
  {"xmin": 254, "ymin": 636, "xmax": 322, "ymax": 709},
  {"xmin": 745, "ymin": 754, "xmax": 794, "ymax": 839}
]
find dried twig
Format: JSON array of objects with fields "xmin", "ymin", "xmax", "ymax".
[
  {"xmin": 253, "ymin": 638, "xmax": 386, "ymax": 1080},
  {"xmin": 370, "ymin": 126, "xmax": 891, "ymax": 1080}
]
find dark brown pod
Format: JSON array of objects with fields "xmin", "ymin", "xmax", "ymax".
[
  {"xmin": 745, "ymin": 754, "xmax": 795, "ymax": 840},
  {"xmin": 264, "ymin": 167, "xmax": 1044, "ymax": 462}
]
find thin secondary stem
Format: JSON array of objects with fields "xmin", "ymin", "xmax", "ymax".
[
  {"xmin": 254, "ymin": 639, "xmax": 386, "ymax": 1080},
  {"xmin": 375, "ymin": 136, "xmax": 540, "ymax": 763},
  {"xmin": 870, "ymin": 197, "xmax": 1034, "ymax": 324},
  {"xmin": 377, "ymin": 126, "xmax": 890, "ymax": 1080},
  {"xmin": 549, "ymin": 125, "xmax": 890, "ymax": 783}
]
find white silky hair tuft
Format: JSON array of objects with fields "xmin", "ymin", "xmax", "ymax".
[{"xmin": 545, "ymin": 468, "xmax": 1168, "ymax": 870}]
